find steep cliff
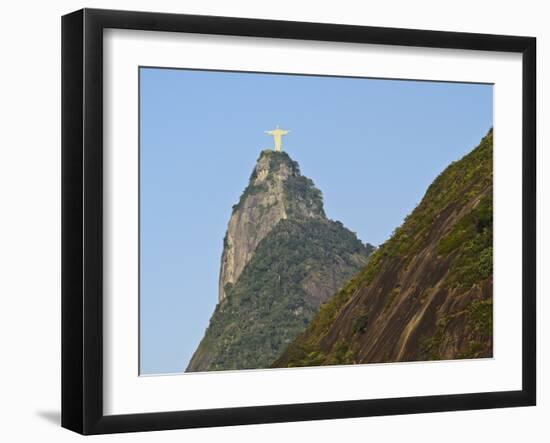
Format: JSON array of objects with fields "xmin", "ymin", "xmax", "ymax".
[
  {"xmin": 187, "ymin": 150, "xmax": 373, "ymax": 372},
  {"xmin": 274, "ymin": 129, "xmax": 493, "ymax": 368},
  {"xmin": 218, "ymin": 150, "xmax": 325, "ymax": 302}
]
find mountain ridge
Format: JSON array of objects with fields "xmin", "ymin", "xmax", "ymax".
[{"xmin": 273, "ymin": 129, "xmax": 494, "ymax": 367}]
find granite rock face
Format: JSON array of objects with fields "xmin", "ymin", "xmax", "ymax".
[{"xmin": 218, "ymin": 150, "xmax": 324, "ymax": 302}]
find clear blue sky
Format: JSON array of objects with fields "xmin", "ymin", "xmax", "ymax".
[{"xmin": 139, "ymin": 67, "xmax": 493, "ymax": 375}]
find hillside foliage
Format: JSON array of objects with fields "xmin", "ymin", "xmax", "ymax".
[{"xmin": 274, "ymin": 129, "xmax": 494, "ymax": 368}]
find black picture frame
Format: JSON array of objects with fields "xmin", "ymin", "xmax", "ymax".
[{"xmin": 62, "ymin": 8, "xmax": 536, "ymax": 435}]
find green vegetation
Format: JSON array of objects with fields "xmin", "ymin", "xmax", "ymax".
[
  {"xmin": 284, "ymin": 175, "xmax": 325, "ymax": 218},
  {"xmin": 438, "ymin": 197, "xmax": 492, "ymax": 255},
  {"xmin": 352, "ymin": 312, "xmax": 369, "ymax": 335},
  {"xmin": 263, "ymin": 149, "xmax": 300, "ymax": 175},
  {"xmin": 418, "ymin": 296, "xmax": 493, "ymax": 361},
  {"xmin": 438, "ymin": 195, "xmax": 493, "ymax": 288},
  {"xmin": 188, "ymin": 218, "xmax": 370, "ymax": 371},
  {"xmin": 232, "ymin": 182, "xmax": 268, "ymax": 212},
  {"xmin": 457, "ymin": 298, "xmax": 492, "ymax": 359},
  {"xmin": 419, "ymin": 317, "xmax": 449, "ymax": 361},
  {"xmin": 467, "ymin": 298, "xmax": 493, "ymax": 337},
  {"xmin": 324, "ymin": 341, "xmax": 355, "ymax": 365}
]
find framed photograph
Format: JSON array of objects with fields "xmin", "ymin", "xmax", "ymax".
[{"xmin": 61, "ymin": 8, "xmax": 536, "ymax": 435}]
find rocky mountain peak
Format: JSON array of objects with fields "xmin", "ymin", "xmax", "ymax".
[
  {"xmin": 188, "ymin": 148, "xmax": 372, "ymax": 372},
  {"xmin": 251, "ymin": 149, "xmax": 299, "ymax": 185},
  {"xmin": 218, "ymin": 150, "xmax": 324, "ymax": 302}
]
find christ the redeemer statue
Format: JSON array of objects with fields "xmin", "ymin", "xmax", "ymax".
[{"xmin": 265, "ymin": 125, "xmax": 290, "ymax": 152}]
